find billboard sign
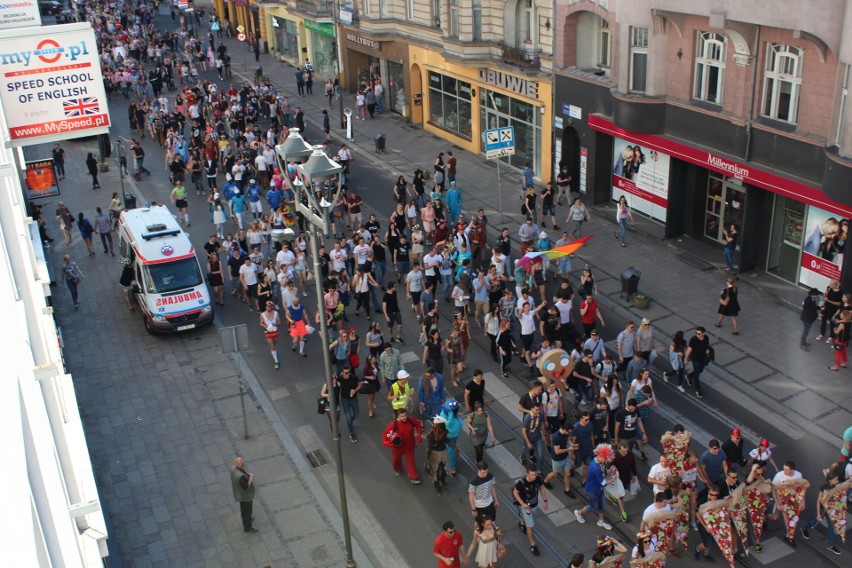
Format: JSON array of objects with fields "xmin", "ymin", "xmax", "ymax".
[
  {"xmin": 24, "ymin": 158, "xmax": 59, "ymax": 199},
  {"xmin": 611, "ymin": 136, "xmax": 670, "ymax": 222},
  {"xmin": 0, "ymin": 23, "xmax": 110, "ymax": 146},
  {"xmin": 799, "ymin": 206, "xmax": 846, "ymax": 290},
  {"xmin": 0, "ymin": 1, "xmax": 41, "ymax": 30}
]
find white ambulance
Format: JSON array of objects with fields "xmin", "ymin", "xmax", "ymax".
[{"xmin": 118, "ymin": 205, "xmax": 214, "ymax": 333}]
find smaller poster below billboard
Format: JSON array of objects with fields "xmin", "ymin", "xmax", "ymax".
[
  {"xmin": 611, "ymin": 137, "xmax": 670, "ymax": 222},
  {"xmin": 25, "ymin": 158, "xmax": 59, "ymax": 199},
  {"xmin": 799, "ymin": 206, "xmax": 847, "ymax": 289}
]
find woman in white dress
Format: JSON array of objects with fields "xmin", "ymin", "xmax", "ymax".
[
  {"xmin": 259, "ymin": 302, "xmax": 282, "ymax": 370},
  {"xmin": 466, "ymin": 515, "xmax": 503, "ymax": 568}
]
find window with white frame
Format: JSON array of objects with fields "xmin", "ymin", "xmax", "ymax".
[
  {"xmin": 406, "ymin": 0, "xmax": 415, "ymax": 21},
  {"xmin": 433, "ymin": 0, "xmax": 441, "ymax": 27},
  {"xmin": 599, "ymin": 19, "xmax": 611, "ymax": 68},
  {"xmin": 362, "ymin": 0, "xmax": 371, "ymax": 17},
  {"xmin": 379, "ymin": 0, "xmax": 387, "ymax": 18},
  {"xmin": 449, "ymin": 0, "xmax": 459, "ymax": 37},
  {"xmin": 762, "ymin": 43, "xmax": 804, "ymax": 123},
  {"xmin": 693, "ymin": 32, "xmax": 726, "ymax": 104},
  {"xmin": 472, "ymin": 0, "xmax": 482, "ymax": 41},
  {"xmin": 517, "ymin": 0, "xmax": 534, "ymax": 45},
  {"xmin": 629, "ymin": 27, "xmax": 649, "ymax": 92}
]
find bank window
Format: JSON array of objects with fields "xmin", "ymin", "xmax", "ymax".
[
  {"xmin": 694, "ymin": 32, "xmax": 726, "ymax": 104},
  {"xmin": 762, "ymin": 43, "xmax": 803, "ymax": 123},
  {"xmin": 630, "ymin": 27, "xmax": 648, "ymax": 93},
  {"xmin": 428, "ymin": 71, "xmax": 472, "ymax": 139},
  {"xmin": 472, "ymin": 0, "xmax": 482, "ymax": 41},
  {"xmin": 449, "ymin": 0, "xmax": 459, "ymax": 38},
  {"xmin": 433, "ymin": 0, "xmax": 441, "ymax": 27}
]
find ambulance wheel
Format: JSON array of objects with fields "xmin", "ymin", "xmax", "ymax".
[{"xmin": 143, "ymin": 315, "xmax": 155, "ymax": 335}]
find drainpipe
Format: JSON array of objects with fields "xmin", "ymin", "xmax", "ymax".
[{"xmin": 744, "ymin": 25, "xmax": 761, "ymax": 162}]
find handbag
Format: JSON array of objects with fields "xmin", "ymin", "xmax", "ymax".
[
  {"xmin": 349, "ymin": 352, "xmax": 361, "ymax": 369},
  {"xmin": 629, "ymin": 478, "xmax": 641, "ymax": 495},
  {"xmin": 359, "ymin": 379, "xmax": 378, "ymax": 394},
  {"xmin": 496, "ymin": 543, "xmax": 507, "ymax": 559}
]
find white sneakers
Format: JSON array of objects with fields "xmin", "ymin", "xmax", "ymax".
[{"xmin": 574, "ymin": 510, "xmax": 586, "ymax": 523}]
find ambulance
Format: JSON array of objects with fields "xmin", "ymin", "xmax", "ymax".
[{"xmin": 118, "ymin": 205, "xmax": 214, "ymax": 333}]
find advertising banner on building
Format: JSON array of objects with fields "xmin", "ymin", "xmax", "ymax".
[
  {"xmin": 611, "ymin": 136, "xmax": 670, "ymax": 222},
  {"xmin": 800, "ymin": 206, "xmax": 846, "ymax": 289},
  {"xmin": 24, "ymin": 158, "xmax": 59, "ymax": 199},
  {"xmin": 0, "ymin": 23, "xmax": 110, "ymax": 146},
  {"xmin": 0, "ymin": 1, "xmax": 41, "ymax": 30}
]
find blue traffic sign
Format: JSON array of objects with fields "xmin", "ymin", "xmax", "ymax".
[{"xmin": 484, "ymin": 127, "xmax": 514, "ymax": 152}]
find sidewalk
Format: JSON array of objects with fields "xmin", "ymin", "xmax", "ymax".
[
  {"xmin": 220, "ymin": 30, "xmax": 850, "ymax": 452},
  {"xmin": 30, "ymin": 142, "xmax": 365, "ymax": 567}
]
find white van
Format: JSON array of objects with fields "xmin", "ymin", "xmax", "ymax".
[{"xmin": 118, "ymin": 205, "xmax": 213, "ymax": 333}]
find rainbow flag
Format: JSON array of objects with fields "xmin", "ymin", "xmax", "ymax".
[{"xmin": 517, "ymin": 235, "xmax": 593, "ymax": 268}]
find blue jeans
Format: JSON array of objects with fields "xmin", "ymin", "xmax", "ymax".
[
  {"xmin": 522, "ymin": 436, "xmax": 545, "ymax": 472},
  {"xmin": 724, "ymin": 246, "xmax": 734, "ymax": 269},
  {"xmin": 617, "ymin": 219, "xmax": 628, "ymax": 244},
  {"xmin": 66, "ymin": 278, "xmax": 79, "ymax": 304},
  {"xmin": 340, "ymin": 397, "xmax": 360, "ymax": 435},
  {"xmin": 376, "ymin": 95, "xmax": 384, "ymax": 114},
  {"xmin": 803, "ymin": 516, "xmax": 836, "ymax": 546},
  {"xmin": 440, "ymin": 273, "xmax": 453, "ymax": 300},
  {"xmin": 374, "ymin": 261, "xmax": 386, "ymax": 285}
]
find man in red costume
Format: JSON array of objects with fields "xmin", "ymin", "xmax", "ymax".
[{"xmin": 382, "ymin": 408, "xmax": 424, "ymax": 483}]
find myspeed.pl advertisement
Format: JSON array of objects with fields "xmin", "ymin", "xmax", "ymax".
[{"xmin": 0, "ymin": 23, "xmax": 110, "ymax": 145}]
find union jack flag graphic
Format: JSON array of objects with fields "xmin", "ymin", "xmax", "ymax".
[{"xmin": 63, "ymin": 97, "xmax": 101, "ymax": 117}]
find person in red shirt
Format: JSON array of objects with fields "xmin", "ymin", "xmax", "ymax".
[
  {"xmin": 382, "ymin": 408, "xmax": 424, "ymax": 483},
  {"xmin": 580, "ymin": 295, "xmax": 605, "ymax": 337},
  {"xmin": 433, "ymin": 520, "xmax": 468, "ymax": 567}
]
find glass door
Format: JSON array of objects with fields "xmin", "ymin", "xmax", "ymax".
[
  {"xmin": 705, "ymin": 175, "xmax": 746, "ymax": 243},
  {"xmin": 767, "ymin": 196, "xmax": 804, "ymax": 282}
]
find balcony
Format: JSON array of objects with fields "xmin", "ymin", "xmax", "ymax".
[
  {"xmin": 294, "ymin": 0, "xmax": 333, "ymax": 18},
  {"xmin": 501, "ymin": 43, "xmax": 542, "ymax": 72}
]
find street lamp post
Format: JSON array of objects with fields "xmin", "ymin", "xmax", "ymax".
[{"xmin": 274, "ymin": 133, "xmax": 357, "ymax": 568}]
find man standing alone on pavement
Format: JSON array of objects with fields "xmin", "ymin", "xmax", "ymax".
[
  {"xmin": 231, "ymin": 457, "xmax": 258, "ymax": 533},
  {"xmin": 446, "ymin": 151, "xmax": 458, "ymax": 184},
  {"xmin": 800, "ymin": 288, "xmax": 821, "ymax": 351}
]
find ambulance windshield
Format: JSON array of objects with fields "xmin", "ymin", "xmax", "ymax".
[{"xmin": 145, "ymin": 258, "xmax": 203, "ymax": 293}]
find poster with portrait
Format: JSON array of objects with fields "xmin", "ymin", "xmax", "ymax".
[
  {"xmin": 611, "ymin": 137, "xmax": 670, "ymax": 223},
  {"xmin": 25, "ymin": 159, "xmax": 60, "ymax": 200},
  {"xmin": 800, "ymin": 206, "xmax": 846, "ymax": 290}
]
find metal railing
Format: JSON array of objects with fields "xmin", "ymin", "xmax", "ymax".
[
  {"xmin": 295, "ymin": 0, "xmax": 333, "ymax": 17},
  {"xmin": 500, "ymin": 43, "xmax": 542, "ymax": 71}
]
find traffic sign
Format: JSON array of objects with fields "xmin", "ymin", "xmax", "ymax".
[
  {"xmin": 236, "ymin": 25, "xmax": 244, "ymax": 33},
  {"xmin": 210, "ymin": 21, "xmax": 220, "ymax": 31},
  {"xmin": 237, "ymin": 33, "xmax": 246, "ymax": 42},
  {"xmin": 484, "ymin": 126, "xmax": 514, "ymax": 160}
]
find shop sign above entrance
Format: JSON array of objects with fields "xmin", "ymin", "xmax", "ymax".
[
  {"xmin": 346, "ymin": 32, "xmax": 380, "ymax": 51},
  {"xmin": 478, "ymin": 68, "xmax": 538, "ymax": 99},
  {"xmin": 305, "ymin": 19, "xmax": 335, "ymax": 37}
]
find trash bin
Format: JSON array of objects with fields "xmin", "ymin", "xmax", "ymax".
[
  {"xmin": 124, "ymin": 193, "xmax": 137, "ymax": 210},
  {"xmin": 375, "ymin": 133, "xmax": 386, "ymax": 153},
  {"xmin": 620, "ymin": 267, "xmax": 641, "ymax": 299}
]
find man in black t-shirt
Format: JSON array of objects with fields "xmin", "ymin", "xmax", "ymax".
[
  {"xmin": 365, "ymin": 214, "xmax": 381, "ymax": 238},
  {"xmin": 203, "ymin": 234, "xmax": 222, "ymax": 257},
  {"xmin": 513, "ymin": 466, "xmax": 548, "ymax": 556},
  {"xmin": 337, "ymin": 366, "xmax": 361, "ymax": 442},
  {"xmin": 464, "ymin": 369, "xmax": 486, "ymax": 412},
  {"xmin": 395, "ymin": 235, "xmax": 411, "ymax": 276},
  {"xmin": 317, "ymin": 245, "xmax": 331, "ymax": 282},
  {"xmin": 571, "ymin": 350, "xmax": 596, "ymax": 410},
  {"xmin": 383, "ymin": 282, "xmax": 404, "ymax": 344},
  {"xmin": 517, "ymin": 380, "xmax": 543, "ymax": 418},
  {"xmin": 615, "ymin": 398, "xmax": 648, "ymax": 459},
  {"xmin": 685, "ymin": 327, "xmax": 711, "ymax": 399}
]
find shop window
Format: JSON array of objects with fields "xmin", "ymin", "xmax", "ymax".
[
  {"xmin": 762, "ymin": 43, "xmax": 803, "ymax": 123},
  {"xmin": 629, "ymin": 27, "xmax": 648, "ymax": 93},
  {"xmin": 432, "ymin": 0, "xmax": 441, "ymax": 27},
  {"xmin": 694, "ymin": 32, "xmax": 726, "ymax": 104},
  {"xmin": 428, "ymin": 71, "xmax": 472, "ymax": 139},
  {"xmin": 472, "ymin": 0, "xmax": 482, "ymax": 41},
  {"xmin": 480, "ymin": 88, "xmax": 542, "ymax": 175},
  {"xmin": 767, "ymin": 196, "xmax": 805, "ymax": 283},
  {"xmin": 449, "ymin": 0, "xmax": 459, "ymax": 38}
]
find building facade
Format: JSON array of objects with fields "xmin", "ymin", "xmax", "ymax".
[{"xmin": 554, "ymin": 0, "xmax": 852, "ymax": 289}]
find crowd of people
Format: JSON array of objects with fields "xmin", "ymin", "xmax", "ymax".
[{"xmin": 37, "ymin": 2, "xmax": 852, "ymax": 566}]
